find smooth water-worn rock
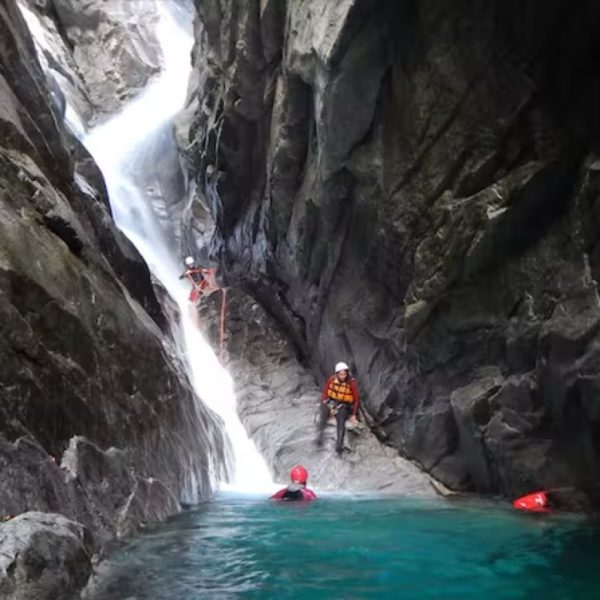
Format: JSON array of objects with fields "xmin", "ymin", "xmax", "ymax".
[
  {"xmin": 127, "ymin": 119, "xmax": 188, "ymax": 248},
  {"xmin": 0, "ymin": 511, "xmax": 93, "ymax": 600},
  {"xmin": 185, "ymin": 0, "xmax": 600, "ymax": 504},
  {"xmin": 0, "ymin": 0, "xmax": 225, "ymax": 554},
  {"xmin": 199, "ymin": 289, "xmax": 437, "ymax": 495}
]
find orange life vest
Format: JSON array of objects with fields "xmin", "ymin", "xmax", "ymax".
[{"xmin": 327, "ymin": 378, "xmax": 354, "ymax": 403}]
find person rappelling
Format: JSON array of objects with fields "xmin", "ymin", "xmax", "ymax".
[
  {"xmin": 316, "ymin": 362, "xmax": 360, "ymax": 455},
  {"xmin": 179, "ymin": 256, "xmax": 209, "ymax": 303},
  {"xmin": 180, "ymin": 255, "xmax": 223, "ymax": 305},
  {"xmin": 179, "ymin": 255, "xmax": 203, "ymax": 282},
  {"xmin": 179, "ymin": 255, "xmax": 228, "ymax": 361}
]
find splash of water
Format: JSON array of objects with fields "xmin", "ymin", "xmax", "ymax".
[{"xmin": 21, "ymin": 1, "xmax": 275, "ymax": 495}]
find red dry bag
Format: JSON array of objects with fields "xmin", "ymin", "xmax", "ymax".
[{"xmin": 512, "ymin": 491, "xmax": 549, "ymax": 512}]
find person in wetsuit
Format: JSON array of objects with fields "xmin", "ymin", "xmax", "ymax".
[
  {"xmin": 179, "ymin": 255, "xmax": 209, "ymax": 303},
  {"xmin": 271, "ymin": 465, "xmax": 317, "ymax": 501},
  {"xmin": 179, "ymin": 255, "xmax": 205, "ymax": 285},
  {"xmin": 316, "ymin": 362, "xmax": 359, "ymax": 455}
]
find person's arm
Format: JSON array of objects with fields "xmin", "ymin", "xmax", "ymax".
[
  {"xmin": 350, "ymin": 378, "xmax": 359, "ymax": 417},
  {"xmin": 178, "ymin": 270, "xmax": 188, "ymax": 280},
  {"xmin": 321, "ymin": 376, "xmax": 333, "ymax": 402},
  {"xmin": 303, "ymin": 488, "xmax": 317, "ymax": 500}
]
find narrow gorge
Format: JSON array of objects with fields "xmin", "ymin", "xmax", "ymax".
[
  {"xmin": 0, "ymin": 0, "xmax": 230, "ymax": 596},
  {"xmin": 185, "ymin": 0, "xmax": 600, "ymax": 503},
  {"xmin": 2, "ymin": 0, "xmax": 600, "ymax": 597}
]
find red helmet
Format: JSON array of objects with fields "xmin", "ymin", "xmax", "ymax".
[{"xmin": 290, "ymin": 465, "xmax": 308, "ymax": 484}]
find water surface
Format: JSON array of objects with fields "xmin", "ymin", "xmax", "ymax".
[{"xmin": 86, "ymin": 493, "xmax": 600, "ymax": 599}]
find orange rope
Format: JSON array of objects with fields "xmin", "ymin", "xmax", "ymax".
[{"xmin": 220, "ymin": 288, "xmax": 227, "ymax": 362}]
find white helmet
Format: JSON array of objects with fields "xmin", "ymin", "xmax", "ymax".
[
  {"xmin": 335, "ymin": 361, "xmax": 349, "ymax": 373},
  {"xmin": 185, "ymin": 256, "xmax": 195, "ymax": 267}
]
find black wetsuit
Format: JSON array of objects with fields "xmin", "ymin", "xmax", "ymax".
[
  {"xmin": 179, "ymin": 268, "xmax": 205, "ymax": 285},
  {"xmin": 317, "ymin": 399, "xmax": 354, "ymax": 454},
  {"xmin": 271, "ymin": 484, "xmax": 317, "ymax": 501}
]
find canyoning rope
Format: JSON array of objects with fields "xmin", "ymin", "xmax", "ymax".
[{"xmin": 220, "ymin": 287, "xmax": 227, "ymax": 363}]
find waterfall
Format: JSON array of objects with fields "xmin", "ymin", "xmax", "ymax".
[{"xmin": 20, "ymin": 2, "xmax": 275, "ymax": 496}]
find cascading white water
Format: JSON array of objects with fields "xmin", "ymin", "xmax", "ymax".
[{"xmin": 21, "ymin": 2, "xmax": 275, "ymax": 495}]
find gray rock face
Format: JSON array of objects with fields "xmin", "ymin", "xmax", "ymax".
[
  {"xmin": 41, "ymin": 0, "xmax": 163, "ymax": 115},
  {"xmin": 19, "ymin": 0, "xmax": 94, "ymax": 123},
  {"xmin": 127, "ymin": 119, "xmax": 188, "ymax": 248},
  {"xmin": 0, "ymin": 435, "xmax": 183, "ymax": 545},
  {"xmin": 200, "ymin": 289, "xmax": 436, "ymax": 496},
  {"xmin": 186, "ymin": 0, "xmax": 600, "ymax": 504},
  {"xmin": 0, "ymin": 0, "xmax": 225, "ymax": 560},
  {"xmin": 0, "ymin": 512, "xmax": 93, "ymax": 600}
]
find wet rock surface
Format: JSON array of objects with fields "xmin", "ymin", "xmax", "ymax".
[
  {"xmin": 45, "ymin": 0, "xmax": 162, "ymax": 115},
  {"xmin": 19, "ymin": 0, "xmax": 94, "ymax": 124},
  {"xmin": 186, "ymin": 0, "xmax": 600, "ymax": 503},
  {"xmin": 0, "ymin": 511, "xmax": 93, "ymax": 600},
  {"xmin": 200, "ymin": 289, "xmax": 436, "ymax": 495},
  {"xmin": 0, "ymin": 2, "xmax": 226, "ymax": 595}
]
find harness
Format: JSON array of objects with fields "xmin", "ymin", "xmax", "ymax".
[{"xmin": 185, "ymin": 268, "xmax": 220, "ymax": 297}]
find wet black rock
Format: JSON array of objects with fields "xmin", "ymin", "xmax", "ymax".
[
  {"xmin": 0, "ymin": 511, "xmax": 93, "ymax": 600},
  {"xmin": 0, "ymin": 0, "xmax": 226, "ymax": 571},
  {"xmin": 185, "ymin": 0, "xmax": 600, "ymax": 504}
]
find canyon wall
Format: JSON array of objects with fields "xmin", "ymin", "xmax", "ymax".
[
  {"xmin": 186, "ymin": 0, "xmax": 600, "ymax": 502},
  {"xmin": 0, "ymin": 0, "xmax": 226, "ymax": 547}
]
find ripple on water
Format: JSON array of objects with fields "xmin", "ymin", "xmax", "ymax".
[{"xmin": 83, "ymin": 494, "xmax": 600, "ymax": 600}]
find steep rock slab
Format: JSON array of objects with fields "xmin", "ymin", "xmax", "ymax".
[
  {"xmin": 200, "ymin": 289, "xmax": 436, "ymax": 495},
  {"xmin": 186, "ymin": 0, "xmax": 600, "ymax": 503},
  {"xmin": 0, "ymin": 0, "xmax": 226, "ymax": 543}
]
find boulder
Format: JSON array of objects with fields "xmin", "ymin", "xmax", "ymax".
[{"xmin": 0, "ymin": 512, "xmax": 93, "ymax": 600}]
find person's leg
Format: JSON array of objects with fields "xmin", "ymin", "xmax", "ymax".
[
  {"xmin": 316, "ymin": 402, "xmax": 330, "ymax": 446},
  {"xmin": 335, "ymin": 404, "xmax": 351, "ymax": 453}
]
